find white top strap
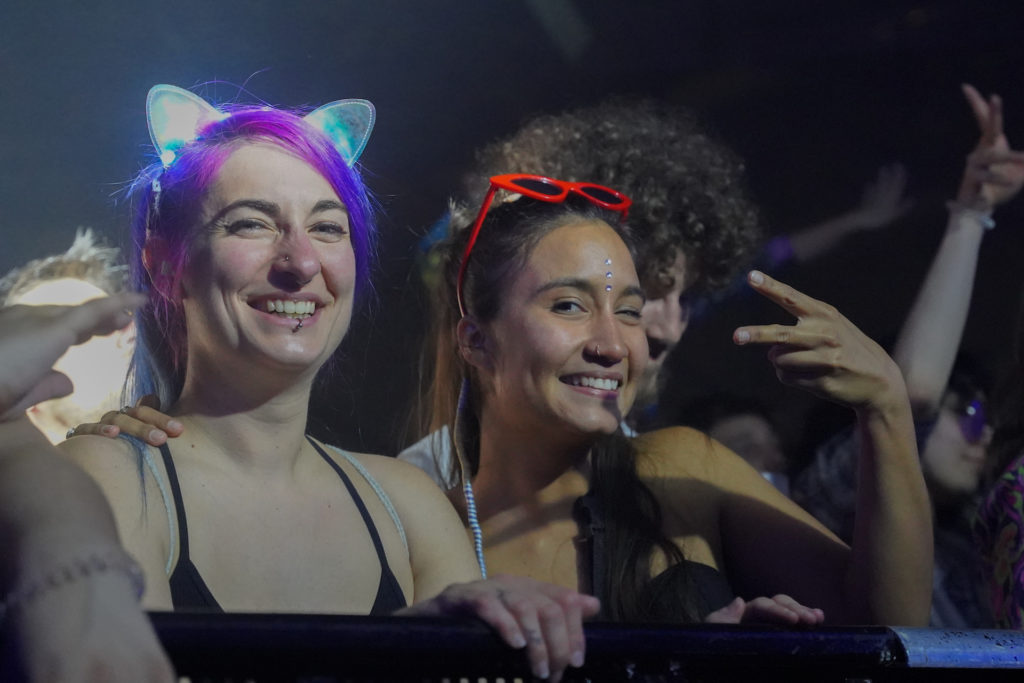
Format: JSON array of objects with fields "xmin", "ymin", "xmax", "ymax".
[
  {"xmin": 327, "ymin": 445, "xmax": 409, "ymax": 553},
  {"xmin": 141, "ymin": 447, "xmax": 178, "ymax": 576}
]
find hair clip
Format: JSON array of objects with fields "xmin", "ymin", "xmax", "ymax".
[{"xmin": 146, "ymin": 84, "xmax": 375, "ymax": 168}]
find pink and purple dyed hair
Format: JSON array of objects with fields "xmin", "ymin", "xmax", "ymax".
[{"xmin": 124, "ymin": 104, "xmax": 377, "ymax": 406}]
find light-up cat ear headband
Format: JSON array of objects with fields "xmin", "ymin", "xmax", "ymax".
[{"xmin": 145, "ymin": 84, "xmax": 376, "ymax": 167}]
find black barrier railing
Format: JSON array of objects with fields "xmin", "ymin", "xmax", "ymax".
[{"xmin": 148, "ymin": 612, "xmax": 1024, "ymax": 682}]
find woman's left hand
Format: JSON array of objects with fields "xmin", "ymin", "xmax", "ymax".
[
  {"xmin": 705, "ymin": 595, "xmax": 825, "ymax": 625},
  {"xmin": 399, "ymin": 574, "xmax": 600, "ymax": 682},
  {"xmin": 733, "ymin": 271, "xmax": 906, "ymax": 416}
]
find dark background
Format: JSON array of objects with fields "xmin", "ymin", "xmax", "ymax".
[{"xmin": 3, "ymin": 1, "xmax": 1022, "ymax": 457}]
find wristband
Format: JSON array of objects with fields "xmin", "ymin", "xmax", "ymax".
[
  {"xmin": 946, "ymin": 200, "xmax": 995, "ymax": 230},
  {"xmin": 0, "ymin": 549, "xmax": 145, "ymax": 622}
]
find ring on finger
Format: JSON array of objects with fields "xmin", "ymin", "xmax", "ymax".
[
  {"xmin": 65, "ymin": 427, "xmax": 76, "ymax": 439},
  {"xmin": 119, "ymin": 405, "xmax": 132, "ymax": 414}
]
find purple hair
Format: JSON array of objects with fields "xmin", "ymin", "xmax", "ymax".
[{"xmin": 124, "ymin": 105, "xmax": 377, "ymax": 407}]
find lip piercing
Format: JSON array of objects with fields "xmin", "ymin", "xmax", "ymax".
[{"xmin": 292, "ymin": 318, "xmax": 303, "ymax": 333}]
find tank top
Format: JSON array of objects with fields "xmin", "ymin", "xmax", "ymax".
[{"xmin": 159, "ymin": 437, "xmax": 407, "ymax": 614}]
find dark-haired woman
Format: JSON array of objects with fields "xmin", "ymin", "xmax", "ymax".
[{"xmin": 418, "ymin": 175, "xmax": 931, "ymax": 625}]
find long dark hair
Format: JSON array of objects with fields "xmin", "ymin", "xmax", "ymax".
[{"xmin": 418, "ymin": 193, "xmax": 702, "ymax": 622}]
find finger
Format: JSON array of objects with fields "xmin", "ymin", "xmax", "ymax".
[
  {"xmin": 961, "ymin": 83, "xmax": 990, "ymax": 135},
  {"xmin": 536, "ymin": 599, "xmax": 573, "ymax": 682},
  {"xmin": 771, "ymin": 594, "xmax": 824, "ymax": 624},
  {"xmin": 11, "ymin": 371, "xmax": 74, "ymax": 414},
  {"xmin": 704, "ymin": 597, "xmax": 745, "ymax": 624},
  {"xmin": 137, "ymin": 404, "xmax": 184, "ymax": 437},
  {"xmin": 558, "ymin": 595, "xmax": 587, "ymax": 668},
  {"xmin": 66, "ymin": 421, "xmax": 122, "ymax": 439},
  {"xmin": 746, "ymin": 597, "xmax": 799, "ymax": 624},
  {"xmin": 62, "ymin": 292, "xmax": 145, "ymax": 346},
  {"xmin": 100, "ymin": 406, "xmax": 174, "ymax": 445},
  {"xmin": 734, "ymin": 325, "xmax": 840, "ymax": 350},
  {"xmin": 743, "ymin": 271, "xmax": 822, "ymax": 319},
  {"xmin": 501, "ymin": 592, "xmax": 552, "ymax": 680},
  {"xmin": 967, "ymin": 148, "xmax": 1024, "ymax": 168},
  {"xmin": 988, "ymin": 94, "xmax": 1004, "ymax": 145}
]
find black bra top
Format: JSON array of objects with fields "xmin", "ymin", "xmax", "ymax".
[
  {"xmin": 160, "ymin": 438, "xmax": 407, "ymax": 614},
  {"xmin": 574, "ymin": 492, "xmax": 734, "ymax": 621}
]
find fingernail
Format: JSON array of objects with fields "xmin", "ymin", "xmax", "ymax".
[
  {"xmin": 511, "ymin": 634, "xmax": 527, "ymax": 649},
  {"xmin": 101, "ymin": 425, "xmax": 117, "ymax": 436},
  {"xmin": 535, "ymin": 662, "xmax": 549, "ymax": 679},
  {"xmin": 734, "ymin": 330, "xmax": 750, "ymax": 344},
  {"xmin": 571, "ymin": 650, "xmax": 585, "ymax": 668},
  {"xmin": 749, "ymin": 270, "xmax": 765, "ymax": 284},
  {"xmin": 167, "ymin": 420, "xmax": 183, "ymax": 431},
  {"xmin": 148, "ymin": 429, "xmax": 166, "ymax": 444}
]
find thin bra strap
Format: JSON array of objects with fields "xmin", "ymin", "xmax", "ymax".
[
  {"xmin": 306, "ymin": 438, "xmax": 393, "ymax": 565},
  {"xmin": 158, "ymin": 443, "xmax": 192, "ymax": 566},
  {"xmin": 323, "ymin": 443, "xmax": 408, "ymax": 553},
  {"xmin": 141, "ymin": 444, "xmax": 178, "ymax": 576}
]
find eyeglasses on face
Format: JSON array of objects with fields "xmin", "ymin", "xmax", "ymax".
[
  {"xmin": 456, "ymin": 174, "xmax": 632, "ymax": 316},
  {"xmin": 958, "ymin": 398, "xmax": 989, "ymax": 444}
]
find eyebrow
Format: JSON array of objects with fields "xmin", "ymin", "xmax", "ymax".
[
  {"xmin": 206, "ymin": 198, "xmax": 348, "ymax": 226},
  {"xmin": 535, "ymin": 277, "xmax": 646, "ymax": 302}
]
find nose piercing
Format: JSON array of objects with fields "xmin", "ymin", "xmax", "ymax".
[
  {"xmin": 283, "ymin": 254, "xmax": 291, "ymax": 262},
  {"xmin": 594, "ymin": 344, "xmax": 601, "ymax": 356}
]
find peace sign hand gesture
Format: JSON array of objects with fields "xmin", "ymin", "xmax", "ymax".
[
  {"xmin": 958, "ymin": 83, "xmax": 1024, "ymax": 212},
  {"xmin": 733, "ymin": 271, "xmax": 907, "ymax": 416}
]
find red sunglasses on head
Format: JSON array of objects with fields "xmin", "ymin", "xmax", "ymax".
[{"xmin": 456, "ymin": 174, "xmax": 633, "ymax": 316}]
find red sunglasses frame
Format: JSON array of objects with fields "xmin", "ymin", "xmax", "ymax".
[{"xmin": 456, "ymin": 174, "xmax": 632, "ymax": 316}]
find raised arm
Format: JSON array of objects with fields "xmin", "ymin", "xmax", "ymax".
[
  {"xmin": 0, "ymin": 295, "xmax": 174, "ymax": 681},
  {"xmin": 893, "ymin": 84, "xmax": 1024, "ymax": 413},
  {"xmin": 731, "ymin": 271, "xmax": 932, "ymax": 625},
  {"xmin": 786, "ymin": 163, "xmax": 913, "ymax": 264}
]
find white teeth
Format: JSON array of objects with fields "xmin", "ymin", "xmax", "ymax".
[
  {"xmin": 261, "ymin": 300, "xmax": 315, "ymax": 317},
  {"xmin": 570, "ymin": 376, "xmax": 619, "ymax": 391}
]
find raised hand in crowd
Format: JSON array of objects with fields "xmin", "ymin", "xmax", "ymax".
[{"xmin": 0, "ymin": 294, "xmax": 174, "ymax": 682}]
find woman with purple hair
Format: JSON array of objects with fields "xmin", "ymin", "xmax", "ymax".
[{"xmin": 59, "ymin": 85, "xmax": 595, "ymax": 683}]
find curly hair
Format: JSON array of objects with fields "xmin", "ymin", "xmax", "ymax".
[
  {"xmin": 0, "ymin": 228, "xmax": 127, "ymax": 306},
  {"xmin": 453, "ymin": 97, "xmax": 762, "ymax": 295}
]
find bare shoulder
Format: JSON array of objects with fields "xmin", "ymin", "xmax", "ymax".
[
  {"xmin": 633, "ymin": 425, "xmax": 787, "ymax": 525},
  {"xmin": 635, "ymin": 426, "xmax": 724, "ymax": 480},
  {"xmin": 57, "ymin": 435, "xmax": 174, "ymax": 607},
  {"xmin": 320, "ymin": 447, "xmax": 455, "ymax": 520},
  {"xmin": 58, "ymin": 434, "xmax": 141, "ymax": 486}
]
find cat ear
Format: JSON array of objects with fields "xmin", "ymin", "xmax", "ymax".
[
  {"xmin": 146, "ymin": 84, "xmax": 227, "ymax": 166},
  {"xmin": 303, "ymin": 98, "xmax": 375, "ymax": 166}
]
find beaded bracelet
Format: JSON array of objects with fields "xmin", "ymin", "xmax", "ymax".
[
  {"xmin": 0, "ymin": 550, "xmax": 145, "ymax": 622},
  {"xmin": 946, "ymin": 200, "xmax": 996, "ymax": 230}
]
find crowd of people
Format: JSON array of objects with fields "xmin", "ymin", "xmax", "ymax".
[{"xmin": 1, "ymin": 80, "xmax": 1022, "ymax": 680}]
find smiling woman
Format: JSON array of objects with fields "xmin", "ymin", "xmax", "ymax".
[
  {"xmin": 57, "ymin": 85, "xmax": 598, "ymax": 682},
  {"xmin": 412, "ymin": 173, "xmax": 933, "ymax": 627}
]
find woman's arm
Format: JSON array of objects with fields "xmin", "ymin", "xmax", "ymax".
[
  {"xmin": 893, "ymin": 84, "xmax": 1024, "ymax": 412},
  {"xmin": 56, "ymin": 435, "xmax": 175, "ymax": 610},
  {"xmin": 0, "ymin": 295, "xmax": 174, "ymax": 681},
  {"xmin": 368, "ymin": 457, "xmax": 599, "ymax": 683},
  {"xmin": 725, "ymin": 272, "xmax": 932, "ymax": 625}
]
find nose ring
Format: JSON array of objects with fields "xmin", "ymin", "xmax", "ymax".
[{"xmin": 594, "ymin": 344, "xmax": 602, "ymax": 356}]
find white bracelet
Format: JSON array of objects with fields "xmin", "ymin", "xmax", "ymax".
[
  {"xmin": 946, "ymin": 200, "xmax": 995, "ymax": 230},
  {"xmin": 0, "ymin": 550, "xmax": 145, "ymax": 622}
]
